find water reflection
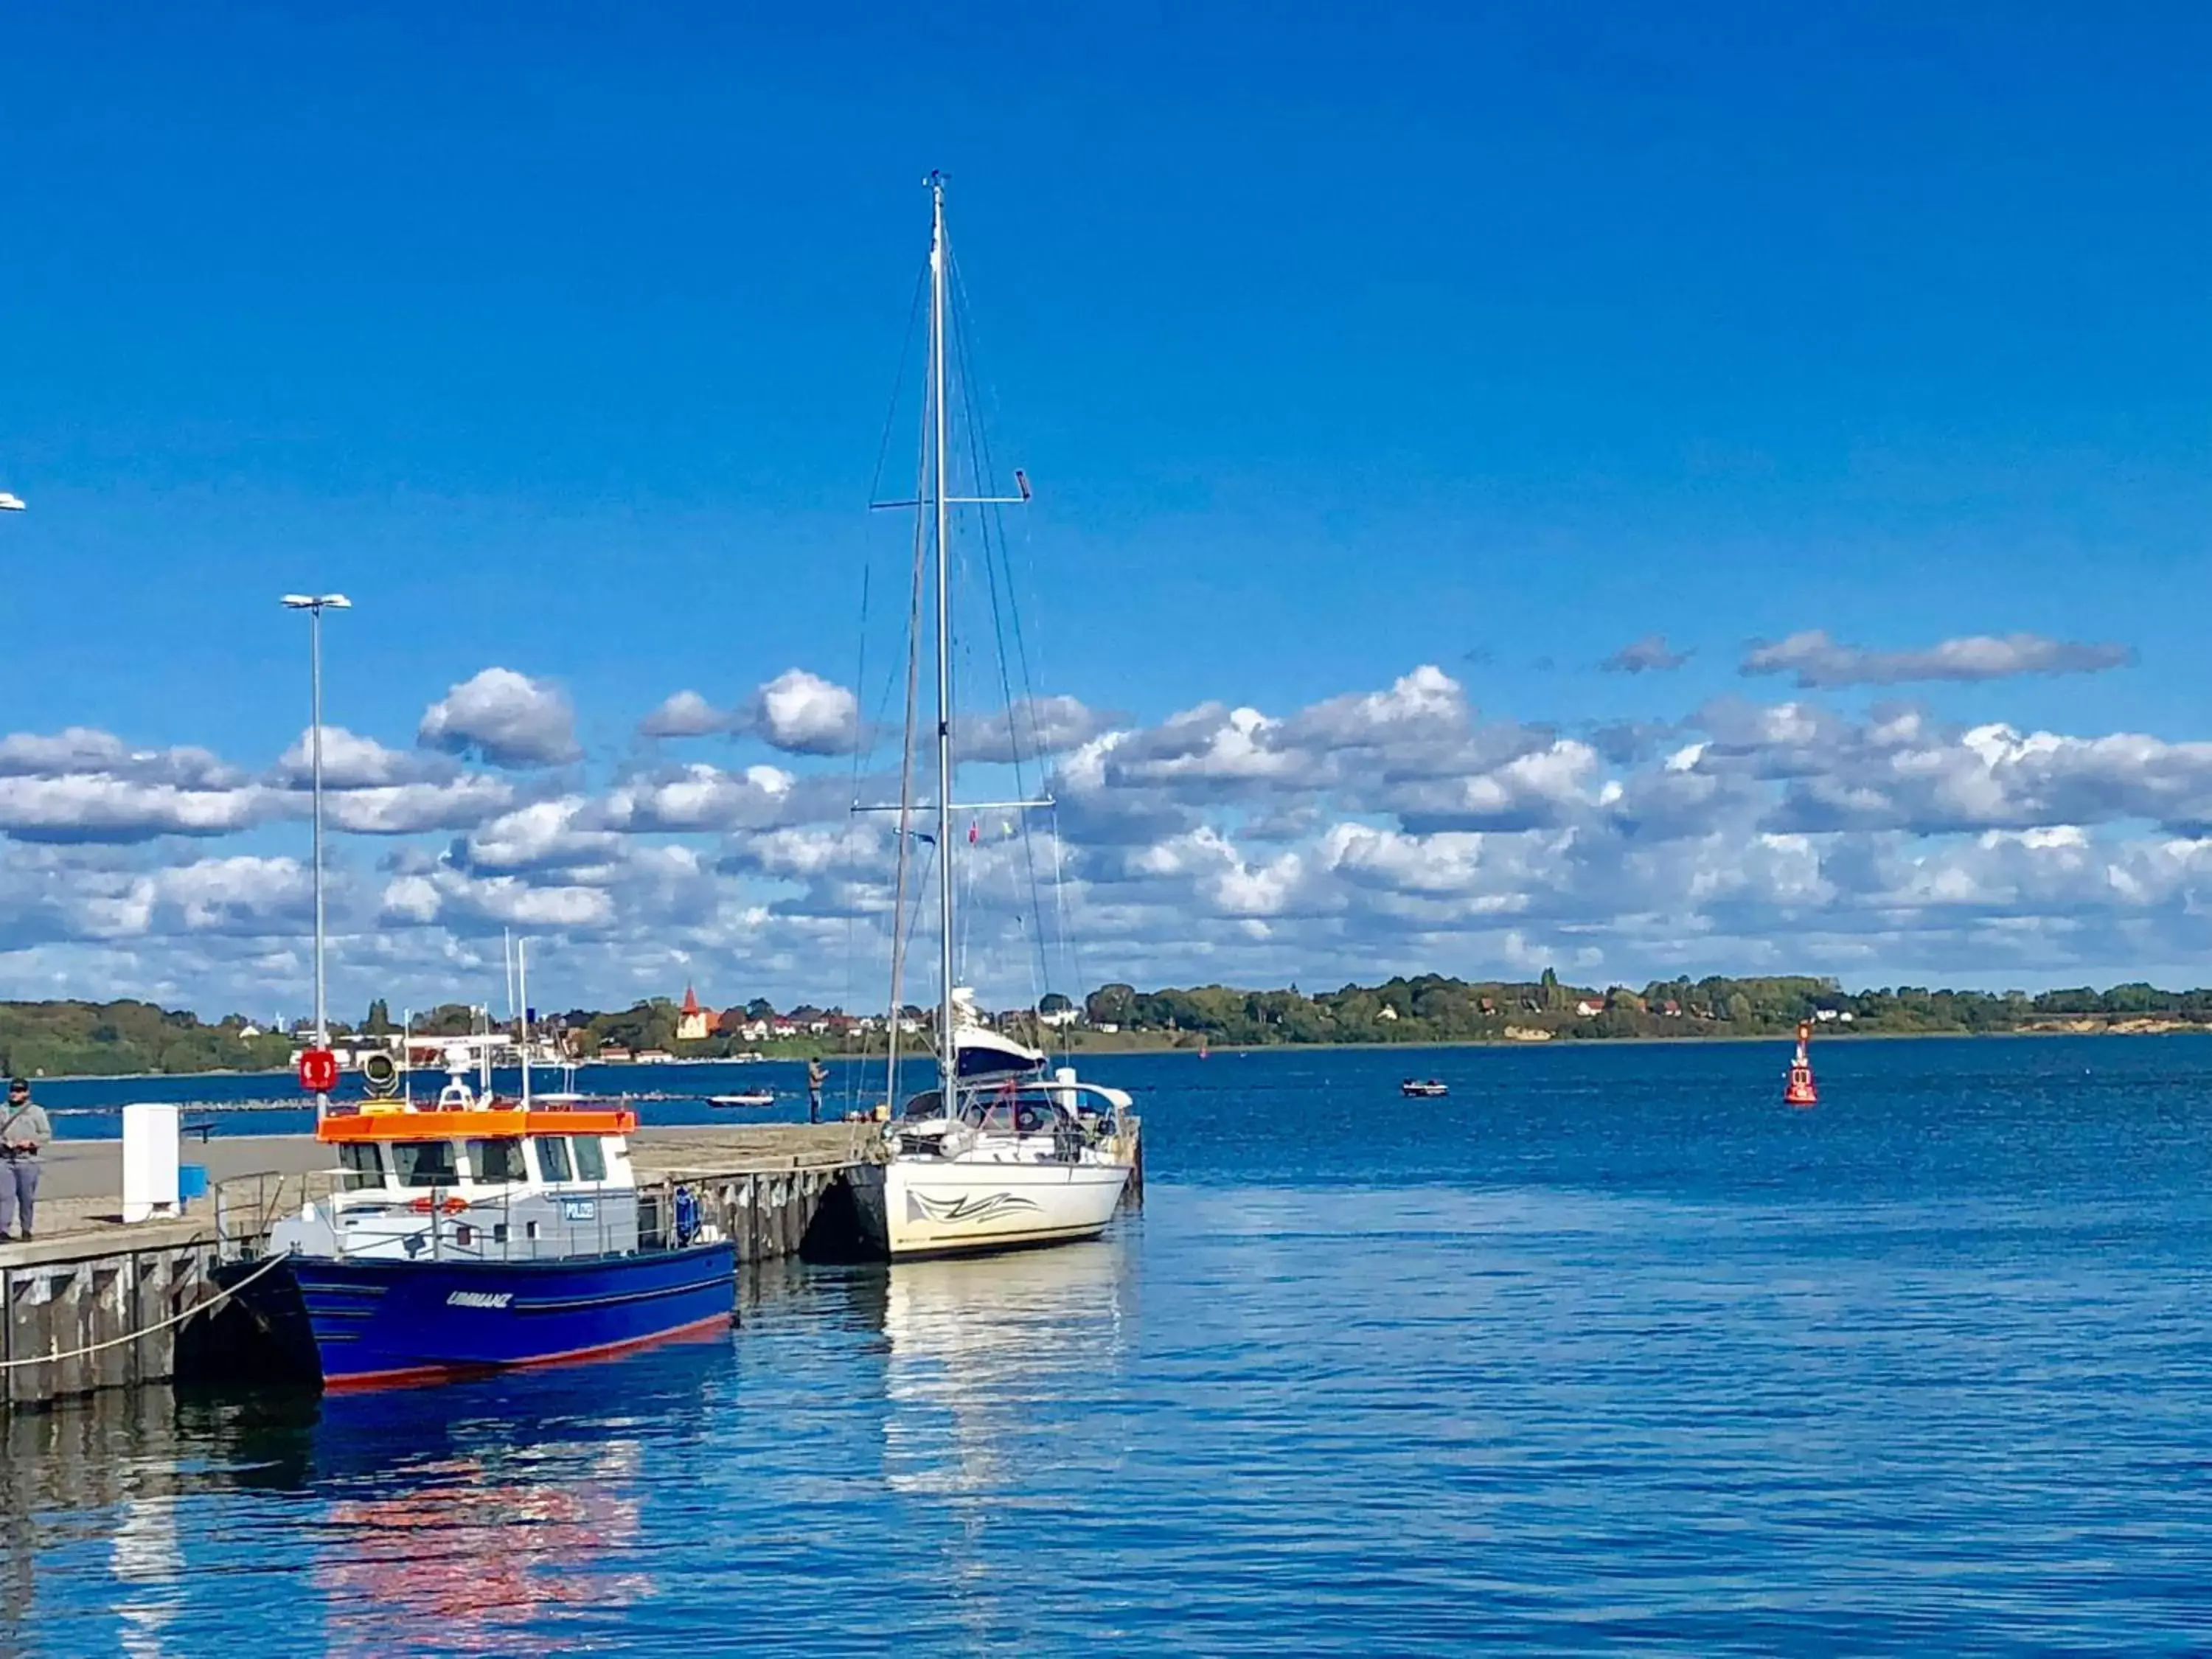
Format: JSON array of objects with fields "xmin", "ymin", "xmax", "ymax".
[
  {"xmin": 0, "ymin": 1387, "xmax": 313, "ymax": 1659},
  {"xmin": 316, "ymin": 1439, "xmax": 648, "ymax": 1656},
  {"xmin": 863, "ymin": 1240, "xmax": 1138, "ymax": 1652},
  {"xmin": 879, "ymin": 1239, "xmax": 1134, "ymax": 1503},
  {"xmin": 1, "ymin": 1332, "xmax": 728, "ymax": 1657},
  {"xmin": 306, "ymin": 1336, "xmax": 723, "ymax": 1655}
]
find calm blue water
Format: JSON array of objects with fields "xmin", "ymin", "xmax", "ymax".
[{"xmin": 9, "ymin": 1037, "xmax": 2212, "ymax": 1655}]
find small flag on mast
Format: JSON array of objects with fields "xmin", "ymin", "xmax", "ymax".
[{"xmin": 967, "ymin": 821, "xmax": 980, "ymax": 845}]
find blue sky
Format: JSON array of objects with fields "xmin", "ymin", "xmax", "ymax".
[{"xmin": 1, "ymin": 4, "xmax": 2210, "ymax": 1016}]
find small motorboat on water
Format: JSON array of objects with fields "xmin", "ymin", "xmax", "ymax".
[
  {"xmin": 1400, "ymin": 1078, "xmax": 1449, "ymax": 1099},
  {"xmin": 215, "ymin": 1048, "xmax": 734, "ymax": 1390},
  {"xmin": 708, "ymin": 1090, "xmax": 776, "ymax": 1109}
]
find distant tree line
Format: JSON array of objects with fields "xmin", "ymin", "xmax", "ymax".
[
  {"xmin": 1072, "ymin": 972, "xmax": 2212, "ymax": 1045},
  {"xmin": 12, "ymin": 973, "xmax": 2212, "ymax": 1078},
  {"xmin": 0, "ymin": 1000, "xmax": 290, "ymax": 1079}
]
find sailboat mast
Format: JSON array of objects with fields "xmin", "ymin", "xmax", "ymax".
[
  {"xmin": 930, "ymin": 172, "xmax": 957, "ymax": 1106},
  {"xmin": 517, "ymin": 937, "xmax": 530, "ymax": 1110}
]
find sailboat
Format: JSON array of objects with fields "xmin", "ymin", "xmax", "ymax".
[{"xmin": 846, "ymin": 174, "xmax": 1141, "ymax": 1260}]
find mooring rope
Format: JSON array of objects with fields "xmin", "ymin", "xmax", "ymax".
[{"xmin": 0, "ymin": 1248, "xmax": 291, "ymax": 1370}]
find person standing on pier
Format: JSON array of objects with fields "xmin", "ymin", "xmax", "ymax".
[
  {"xmin": 0, "ymin": 1078, "xmax": 51, "ymax": 1241},
  {"xmin": 806, "ymin": 1057, "xmax": 828, "ymax": 1124}
]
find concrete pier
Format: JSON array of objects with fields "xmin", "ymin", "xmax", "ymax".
[
  {"xmin": 0, "ymin": 1123, "xmax": 876, "ymax": 1410},
  {"xmin": 2, "ymin": 1227, "xmax": 213, "ymax": 1411}
]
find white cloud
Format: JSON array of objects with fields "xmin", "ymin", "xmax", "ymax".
[
  {"xmin": 380, "ymin": 869, "xmax": 618, "ymax": 931},
  {"xmin": 639, "ymin": 690, "xmax": 731, "ymax": 740},
  {"xmin": 457, "ymin": 798, "xmax": 624, "ymax": 874},
  {"xmin": 1281, "ymin": 664, "xmax": 1470, "ymax": 751},
  {"xmin": 1742, "ymin": 630, "xmax": 2135, "ymax": 689},
  {"xmin": 1388, "ymin": 740, "xmax": 1603, "ymax": 832},
  {"xmin": 17, "ymin": 653, "xmax": 2212, "ymax": 1011},
  {"xmin": 602, "ymin": 764, "xmax": 801, "ymax": 832},
  {"xmin": 320, "ymin": 776, "xmax": 517, "ymax": 835},
  {"xmin": 274, "ymin": 726, "xmax": 445, "ymax": 789},
  {"xmin": 743, "ymin": 669, "xmax": 860, "ymax": 756},
  {"xmin": 957, "ymin": 695, "xmax": 1113, "ymax": 764},
  {"xmin": 418, "ymin": 669, "xmax": 582, "ymax": 768},
  {"xmin": 0, "ymin": 773, "xmax": 271, "ymax": 842}
]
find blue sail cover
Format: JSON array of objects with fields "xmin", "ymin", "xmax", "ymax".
[{"xmin": 954, "ymin": 1027, "xmax": 1046, "ymax": 1079}]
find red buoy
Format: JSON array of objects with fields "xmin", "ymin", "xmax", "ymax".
[{"xmin": 1784, "ymin": 1020, "xmax": 1818, "ymax": 1107}]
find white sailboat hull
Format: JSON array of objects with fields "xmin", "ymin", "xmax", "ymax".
[{"xmin": 852, "ymin": 1152, "xmax": 1133, "ymax": 1259}]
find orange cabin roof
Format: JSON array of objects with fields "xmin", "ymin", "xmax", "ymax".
[{"xmin": 318, "ymin": 1106, "xmax": 636, "ymax": 1144}]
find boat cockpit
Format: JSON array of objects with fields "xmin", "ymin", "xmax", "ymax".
[{"xmin": 892, "ymin": 1075, "xmax": 1132, "ymax": 1162}]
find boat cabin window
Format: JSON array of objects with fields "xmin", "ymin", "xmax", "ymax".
[
  {"xmin": 467, "ymin": 1137, "xmax": 527, "ymax": 1185},
  {"xmin": 337, "ymin": 1143, "xmax": 385, "ymax": 1192},
  {"xmin": 962, "ymin": 1095, "xmax": 1062, "ymax": 1135},
  {"xmin": 534, "ymin": 1136, "xmax": 573, "ymax": 1182},
  {"xmin": 573, "ymin": 1136, "xmax": 608, "ymax": 1182},
  {"xmin": 390, "ymin": 1140, "xmax": 460, "ymax": 1188}
]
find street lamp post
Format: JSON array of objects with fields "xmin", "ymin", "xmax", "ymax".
[{"xmin": 282, "ymin": 594, "xmax": 351, "ymax": 1107}]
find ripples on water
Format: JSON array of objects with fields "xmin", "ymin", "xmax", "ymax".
[{"xmin": 10, "ymin": 1037, "xmax": 2212, "ymax": 1654}]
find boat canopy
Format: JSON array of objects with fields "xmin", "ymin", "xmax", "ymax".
[{"xmin": 955, "ymin": 1026, "xmax": 1046, "ymax": 1079}]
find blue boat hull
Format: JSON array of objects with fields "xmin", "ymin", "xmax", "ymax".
[{"xmin": 223, "ymin": 1244, "xmax": 737, "ymax": 1388}]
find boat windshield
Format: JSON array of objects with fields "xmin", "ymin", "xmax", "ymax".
[
  {"xmin": 468, "ymin": 1137, "xmax": 527, "ymax": 1184},
  {"xmin": 961, "ymin": 1093, "xmax": 1068, "ymax": 1136},
  {"xmin": 390, "ymin": 1140, "xmax": 460, "ymax": 1188},
  {"xmin": 337, "ymin": 1142, "xmax": 384, "ymax": 1192}
]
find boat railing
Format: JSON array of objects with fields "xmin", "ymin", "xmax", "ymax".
[
  {"xmin": 310, "ymin": 1178, "xmax": 716, "ymax": 1264},
  {"xmin": 214, "ymin": 1168, "xmax": 341, "ymax": 1261}
]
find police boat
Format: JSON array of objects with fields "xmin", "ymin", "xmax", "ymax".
[{"xmin": 217, "ymin": 1048, "xmax": 734, "ymax": 1389}]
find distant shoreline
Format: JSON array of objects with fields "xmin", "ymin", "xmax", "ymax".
[{"xmin": 16, "ymin": 1021, "xmax": 2211, "ymax": 1085}]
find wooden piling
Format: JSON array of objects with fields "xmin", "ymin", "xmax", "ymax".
[{"xmin": 2, "ymin": 1228, "xmax": 213, "ymax": 1411}]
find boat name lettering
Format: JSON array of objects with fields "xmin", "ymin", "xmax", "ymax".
[
  {"xmin": 560, "ymin": 1198, "xmax": 597, "ymax": 1221},
  {"xmin": 445, "ymin": 1290, "xmax": 513, "ymax": 1310}
]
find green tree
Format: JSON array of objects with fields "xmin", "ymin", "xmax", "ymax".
[
  {"xmin": 1086, "ymin": 984, "xmax": 1138, "ymax": 1027},
  {"xmin": 1540, "ymin": 967, "xmax": 1571, "ymax": 1013}
]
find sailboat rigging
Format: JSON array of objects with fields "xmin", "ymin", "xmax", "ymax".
[{"xmin": 848, "ymin": 173, "xmax": 1140, "ymax": 1259}]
